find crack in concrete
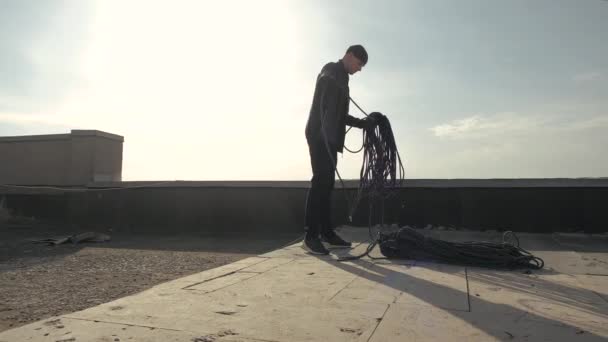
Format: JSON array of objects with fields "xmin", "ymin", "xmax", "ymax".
[
  {"xmin": 186, "ymin": 272, "xmax": 263, "ymax": 295},
  {"xmin": 66, "ymin": 317, "xmax": 285, "ymax": 342},
  {"xmin": 230, "ymin": 337, "xmax": 281, "ymax": 342},
  {"xmin": 62, "ymin": 316, "xmax": 183, "ymax": 332},
  {"xmin": 465, "ymin": 267, "xmax": 472, "ymax": 312},
  {"xmin": 237, "ymin": 259, "xmax": 296, "ymax": 274},
  {"xmin": 328, "ymin": 275, "xmax": 359, "ymax": 302},
  {"xmin": 591, "ymin": 290, "xmax": 608, "ymax": 304},
  {"xmin": 182, "ymin": 258, "xmax": 270, "ymax": 290},
  {"xmin": 182, "ymin": 271, "xmax": 239, "ymax": 290},
  {"xmin": 513, "ymin": 311, "xmax": 529, "ymax": 324},
  {"xmin": 366, "ymin": 304, "xmax": 390, "ymax": 342}
]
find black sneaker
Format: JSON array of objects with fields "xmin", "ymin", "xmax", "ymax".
[
  {"xmin": 321, "ymin": 231, "xmax": 352, "ymax": 248},
  {"xmin": 301, "ymin": 236, "xmax": 329, "ymax": 255}
]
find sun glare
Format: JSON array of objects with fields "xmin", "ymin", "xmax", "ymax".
[{"xmin": 53, "ymin": 0, "xmax": 306, "ymax": 180}]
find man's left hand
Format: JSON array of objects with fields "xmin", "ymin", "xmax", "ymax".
[{"xmin": 364, "ymin": 112, "xmax": 384, "ymax": 129}]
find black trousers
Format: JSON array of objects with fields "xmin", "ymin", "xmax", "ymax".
[{"xmin": 305, "ymin": 140, "xmax": 337, "ymax": 237}]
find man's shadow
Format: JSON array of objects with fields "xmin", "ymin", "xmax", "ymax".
[{"xmin": 314, "ymin": 252, "xmax": 607, "ymax": 341}]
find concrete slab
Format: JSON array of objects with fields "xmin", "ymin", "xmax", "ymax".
[
  {"xmin": 282, "ymin": 257, "xmax": 369, "ymax": 278},
  {"xmin": 144, "ymin": 257, "xmax": 271, "ymax": 293},
  {"xmin": 202, "ymin": 261, "xmax": 364, "ymax": 306},
  {"xmin": 259, "ymin": 244, "xmax": 309, "ymax": 258},
  {"xmin": 369, "ymin": 304, "xmax": 607, "ymax": 341},
  {"xmin": 577, "ymin": 253, "xmax": 608, "ymax": 275},
  {"xmin": 186, "ymin": 271, "xmax": 260, "ymax": 293},
  {"xmin": 553, "ymin": 233, "xmax": 608, "ymax": 253},
  {"xmin": 0, "ymin": 316, "xmax": 259, "ymax": 342},
  {"xmin": 62, "ymin": 280, "xmax": 388, "ymax": 342},
  {"xmin": 329, "ymin": 262, "xmax": 468, "ymax": 311},
  {"xmin": 329, "ymin": 265, "xmax": 406, "ymax": 305},
  {"xmin": 63, "ymin": 298, "xmax": 387, "ymax": 342},
  {"xmin": 57, "ymin": 257, "xmax": 388, "ymax": 340},
  {"xmin": 573, "ymin": 275, "xmax": 608, "ymax": 302},
  {"xmin": 535, "ymin": 251, "xmax": 608, "ymax": 275},
  {"xmin": 2, "ymin": 228, "xmax": 608, "ymax": 341},
  {"xmin": 62, "ymin": 290, "xmax": 223, "ymax": 332},
  {"xmin": 238, "ymin": 257, "xmax": 293, "ymax": 273},
  {"xmin": 190, "ymin": 301, "xmax": 387, "ymax": 342},
  {"xmin": 392, "ymin": 263, "xmax": 468, "ymax": 310},
  {"xmin": 467, "ymin": 268, "xmax": 608, "ymax": 335}
]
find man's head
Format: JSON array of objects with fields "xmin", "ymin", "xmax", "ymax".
[{"xmin": 343, "ymin": 45, "xmax": 368, "ymax": 75}]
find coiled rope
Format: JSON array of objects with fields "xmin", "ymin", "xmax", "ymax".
[{"xmin": 340, "ymin": 100, "xmax": 544, "ymax": 269}]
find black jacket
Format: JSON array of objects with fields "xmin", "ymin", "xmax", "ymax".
[{"xmin": 305, "ymin": 60, "xmax": 366, "ymax": 153}]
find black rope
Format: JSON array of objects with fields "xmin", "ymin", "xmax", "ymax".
[
  {"xmin": 356, "ymin": 114, "xmax": 404, "ymax": 204},
  {"xmin": 343, "ymin": 111, "xmax": 405, "ymax": 225},
  {"xmin": 381, "ymin": 228, "xmax": 544, "ymax": 269},
  {"xmin": 338, "ymin": 103, "xmax": 544, "ymax": 270},
  {"xmin": 342, "ymin": 99, "xmax": 404, "ymax": 246},
  {"xmin": 340, "ymin": 227, "xmax": 544, "ymax": 269},
  {"xmin": 338, "ymin": 108, "xmax": 403, "ymax": 259}
]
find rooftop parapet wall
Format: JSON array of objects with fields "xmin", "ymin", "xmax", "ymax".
[
  {"xmin": 0, "ymin": 130, "xmax": 123, "ymax": 186},
  {"xmin": 1, "ymin": 179, "xmax": 606, "ymax": 234}
]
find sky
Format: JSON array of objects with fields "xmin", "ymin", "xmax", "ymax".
[{"xmin": 1, "ymin": 0, "xmax": 607, "ymax": 180}]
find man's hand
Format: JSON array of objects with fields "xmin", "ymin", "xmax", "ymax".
[
  {"xmin": 369, "ymin": 112, "xmax": 384, "ymax": 120},
  {"xmin": 364, "ymin": 112, "xmax": 384, "ymax": 129}
]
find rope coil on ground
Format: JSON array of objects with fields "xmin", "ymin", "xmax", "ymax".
[
  {"xmin": 339, "ymin": 228, "xmax": 544, "ymax": 269},
  {"xmin": 340, "ymin": 104, "xmax": 544, "ymax": 269}
]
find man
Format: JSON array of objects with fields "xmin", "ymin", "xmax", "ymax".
[{"xmin": 303, "ymin": 45, "xmax": 375, "ymax": 255}]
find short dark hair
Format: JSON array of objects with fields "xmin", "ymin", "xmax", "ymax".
[{"xmin": 346, "ymin": 45, "xmax": 368, "ymax": 65}]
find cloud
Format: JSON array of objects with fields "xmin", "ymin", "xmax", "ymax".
[
  {"xmin": 573, "ymin": 71, "xmax": 605, "ymax": 83},
  {"xmin": 431, "ymin": 112, "xmax": 608, "ymax": 141},
  {"xmin": 425, "ymin": 111, "xmax": 608, "ymax": 176},
  {"xmin": 430, "ymin": 113, "xmax": 546, "ymax": 139},
  {"xmin": 423, "ymin": 112, "xmax": 608, "ymax": 178},
  {"xmin": 566, "ymin": 115, "xmax": 608, "ymax": 130},
  {"xmin": 431, "ymin": 116, "xmax": 485, "ymax": 138}
]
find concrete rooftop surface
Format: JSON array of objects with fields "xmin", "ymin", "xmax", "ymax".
[{"xmin": 1, "ymin": 227, "xmax": 607, "ymax": 341}]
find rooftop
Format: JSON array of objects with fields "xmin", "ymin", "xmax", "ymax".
[{"xmin": 1, "ymin": 226, "xmax": 606, "ymax": 341}]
